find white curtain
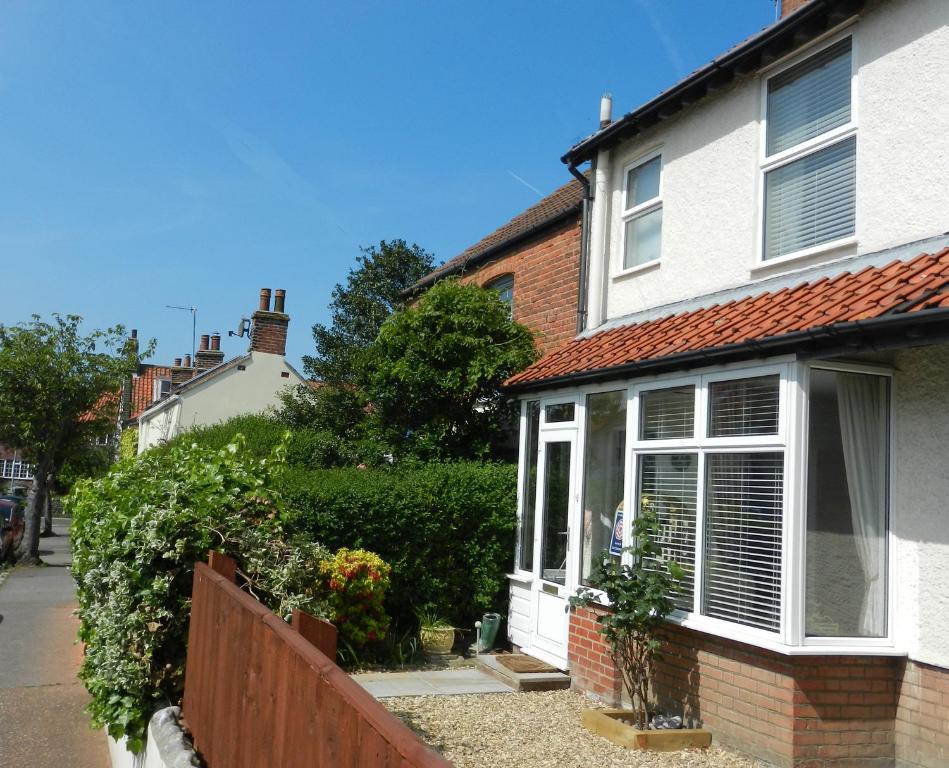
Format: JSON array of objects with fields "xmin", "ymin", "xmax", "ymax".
[{"xmin": 836, "ymin": 373, "xmax": 887, "ymax": 637}]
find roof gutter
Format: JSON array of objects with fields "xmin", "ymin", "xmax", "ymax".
[
  {"xmin": 503, "ymin": 308, "xmax": 949, "ymax": 394},
  {"xmin": 560, "ymin": 0, "xmax": 865, "ymax": 166}
]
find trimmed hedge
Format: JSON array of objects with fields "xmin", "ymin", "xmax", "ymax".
[{"xmin": 280, "ymin": 461, "xmax": 517, "ymax": 629}]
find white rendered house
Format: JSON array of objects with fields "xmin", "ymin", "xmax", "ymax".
[{"xmin": 504, "ymin": 1, "xmax": 949, "ymax": 765}]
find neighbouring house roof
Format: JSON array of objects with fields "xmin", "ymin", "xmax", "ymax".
[
  {"xmin": 504, "ymin": 245, "xmax": 949, "ymax": 392},
  {"xmin": 406, "ymin": 175, "xmax": 586, "ymax": 295},
  {"xmin": 562, "ymin": 0, "xmax": 865, "ymax": 166},
  {"xmin": 130, "ymin": 365, "xmax": 173, "ymax": 421}
]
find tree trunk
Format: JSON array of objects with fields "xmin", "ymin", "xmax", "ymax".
[
  {"xmin": 40, "ymin": 491, "xmax": 54, "ymax": 537},
  {"xmin": 15, "ymin": 470, "xmax": 48, "ymax": 564}
]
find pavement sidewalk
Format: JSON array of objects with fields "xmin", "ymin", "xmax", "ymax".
[{"xmin": 0, "ymin": 524, "xmax": 109, "ymax": 767}]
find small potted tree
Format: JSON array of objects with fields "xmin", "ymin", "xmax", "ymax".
[{"xmin": 571, "ymin": 507, "xmax": 711, "ymax": 751}]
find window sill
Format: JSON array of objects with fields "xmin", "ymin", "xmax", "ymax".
[
  {"xmin": 612, "ymin": 258, "xmax": 661, "ymax": 281},
  {"xmin": 668, "ymin": 613, "xmax": 904, "ymax": 657},
  {"xmin": 753, "ymin": 236, "xmax": 857, "ymax": 275},
  {"xmin": 507, "ymin": 572, "xmax": 533, "ymax": 584}
]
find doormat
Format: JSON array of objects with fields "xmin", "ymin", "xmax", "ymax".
[{"xmin": 495, "ymin": 654, "xmax": 559, "ymax": 674}]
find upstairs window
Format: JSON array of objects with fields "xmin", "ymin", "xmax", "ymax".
[
  {"xmin": 486, "ymin": 274, "xmax": 514, "ymax": 317},
  {"xmin": 762, "ymin": 36, "xmax": 855, "ymax": 261},
  {"xmin": 621, "ymin": 153, "xmax": 662, "ymax": 270},
  {"xmin": 153, "ymin": 378, "xmax": 172, "ymax": 400}
]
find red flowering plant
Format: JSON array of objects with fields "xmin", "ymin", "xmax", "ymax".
[{"xmin": 319, "ymin": 548, "xmax": 391, "ymax": 651}]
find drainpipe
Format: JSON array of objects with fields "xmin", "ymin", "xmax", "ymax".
[
  {"xmin": 584, "ymin": 94, "xmax": 614, "ymax": 330},
  {"xmin": 568, "ymin": 163, "xmax": 592, "ymax": 335}
]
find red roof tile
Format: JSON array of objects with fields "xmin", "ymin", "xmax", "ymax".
[
  {"xmin": 130, "ymin": 365, "xmax": 172, "ymax": 419},
  {"xmin": 505, "ymin": 247, "xmax": 949, "ymax": 389}
]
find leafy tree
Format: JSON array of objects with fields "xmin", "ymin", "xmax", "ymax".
[
  {"xmin": 364, "ymin": 280, "xmax": 537, "ymax": 460},
  {"xmin": 0, "ymin": 315, "xmax": 144, "ymax": 563},
  {"xmin": 303, "ymin": 239, "xmax": 435, "ymax": 386}
]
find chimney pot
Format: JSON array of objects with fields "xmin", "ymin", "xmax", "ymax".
[
  {"xmin": 780, "ymin": 0, "xmax": 810, "ymax": 17},
  {"xmin": 183, "ymin": 354, "xmax": 192, "ymax": 368},
  {"xmin": 174, "ymin": 357, "xmax": 182, "ymax": 367},
  {"xmin": 131, "ymin": 329, "xmax": 138, "ymax": 339},
  {"xmin": 210, "ymin": 333, "xmax": 221, "ymax": 351},
  {"xmin": 259, "ymin": 288, "xmax": 272, "ymax": 312},
  {"xmin": 273, "ymin": 289, "xmax": 286, "ymax": 314},
  {"xmin": 199, "ymin": 334, "xmax": 210, "ymax": 352},
  {"xmin": 599, "ymin": 93, "xmax": 613, "ymax": 128}
]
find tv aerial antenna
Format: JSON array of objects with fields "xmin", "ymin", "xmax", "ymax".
[{"xmin": 166, "ymin": 304, "xmax": 197, "ymax": 361}]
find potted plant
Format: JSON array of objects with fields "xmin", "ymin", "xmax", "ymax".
[
  {"xmin": 416, "ymin": 606, "xmax": 455, "ymax": 656},
  {"xmin": 570, "ymin": 506, "xmax": 711, "ymax": 751}
]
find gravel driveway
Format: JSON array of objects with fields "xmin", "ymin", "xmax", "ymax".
[{"xmin": 384, "ymin": 689, "xmax": 767, "ymax": 768}]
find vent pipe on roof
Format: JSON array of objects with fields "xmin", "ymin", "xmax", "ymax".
[{"xmin": 599, "ymin": 93, "xmax": 613, "ymax": 128}]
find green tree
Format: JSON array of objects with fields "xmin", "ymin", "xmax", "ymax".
[
  {"xmin": 0, "ymin": 315, "xmax": 144, "ymax": 563},
  {"xmin": 364, "ymin": 280, "xmax": 537, "ymax": 460},
  {"xmin": 303, "ymin": 239, "xmax": 435, "ymax": 385}
]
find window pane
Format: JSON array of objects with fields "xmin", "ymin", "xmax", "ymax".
[
  {"xmin": 640, "ymin": 385, "xmax": 695, "ymax": 440},
  {"xmin": 580, "ymin": 391, "xmax": 627, "ymax": 586},
  {"xmin": 541, "ymin": 441, "xmax": 571, "ymax": 585},
  {"xmin": 518, "ymin": 401, "xmax": 540, "ymax": 572},
  {"xmin": 487, "ymin": 275, "xmax": 514, "ymax": 315},
  {"xmin": 704, "ymin": 453, "xmax": 784, "ymax": 632},
  {"xmin": 767, "ymin": 38, "xmax": 851, "ymax": 155},
  {"xmin": 624, "ymin": 207, "xmax": 662, "ymax": 269},
  {"xmin": 709, "ymin": 375, "xmax": 780, "ymax": 437},
  {"xmin": 545, "ymin": 402, "xmax": 575, "ymax": 423},
  {"xmin": 805, "ymin": 369, "xmax": 888, "ymax": 638},
  {"xmin": 640, "ymin": 453, "xmax": 697, "ymax": 611},
  {"xmin": 764, "ymin": 136, "xmax": 856, "ymax": 260},
  {"xmin": 626, "ymin": 155, "xmax": 661, "ymax": 208}
]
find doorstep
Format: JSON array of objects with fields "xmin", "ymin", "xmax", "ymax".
[{"xmin": 476, "ymin": 653, "xmax": 571, "ymax": 692}]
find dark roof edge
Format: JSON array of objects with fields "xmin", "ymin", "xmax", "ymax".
[
  {"xmin": 561, "ymin": 0, "xmax": 865, "ymax": 166},
  {"xmin": 403, "ymin": 204, "xmax": 582, "ymax": 298},
  {"xmin": 503, "ymin": 308, "xmax": 949, "ymax": 394}
]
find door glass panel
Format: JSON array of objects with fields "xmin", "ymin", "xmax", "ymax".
[
  {"xmin": 545, "ymin": 402, "xmax": 575, "ymax": 423},
  {"xmin": 518, "ymin": 401, "xmax": 541, "ymax": 572},
  {"xmin": 541, "ymin": 441, "xmax": 571, "ymax": 585}
]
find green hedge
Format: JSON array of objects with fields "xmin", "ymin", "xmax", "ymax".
[{"xmin": 280, "ymin": 461, "xmax": 517, "ymax": 629}]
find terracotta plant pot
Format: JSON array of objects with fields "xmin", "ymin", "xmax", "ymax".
[
  {"xmin": 419, "ymin": 626, "xmax": 455, "ymax": 655},
  {"xmin": 581, "ymin": 708, "xmax": 712, "ymax": 752}
]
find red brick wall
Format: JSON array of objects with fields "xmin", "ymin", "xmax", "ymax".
[
  {"xmin": 250, "ymin": 311, "xmax": 289, "ymax": 356},
  {"xmin": 567, "ymin": 609, "xmax": 949, "ymax": 767},
  {"xmin": 895, "ymin": 660, "xmax": 949, "ymax": 768},
  {"xmin": 455, "ymin": 216, "xmax": 581, "ymax": 358}
]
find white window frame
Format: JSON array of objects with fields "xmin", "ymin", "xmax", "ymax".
[
  {"xmin": 617, "ymin": 149, "xmax": 663, "ymax": 278},
  {"xmin": 153, "ymin": 378, "xmax": 172, "ymax": 401},
  {"xmin": 756, "ymin": 28, "xmax": 859, "ymax": 268}
]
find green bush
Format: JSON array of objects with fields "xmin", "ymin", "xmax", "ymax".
[
  {"xmin": 281, "ymin": 461, "xmax": 518, "ymax": 629},
  {"xmin": 69, "ymin": 438, "xmax": 331, "ymax": 751}
]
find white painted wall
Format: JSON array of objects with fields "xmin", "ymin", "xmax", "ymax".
[
  {"xmin": 593, "ymin": 0, "xmax": 949, "ymax": 324},
  {"xmin": 892, "ymin": 343, "xmax": 949, "ymax": 668},
  {"xmin": 138, "ymin": 351, "xmax": 304, "ymax": 451}
]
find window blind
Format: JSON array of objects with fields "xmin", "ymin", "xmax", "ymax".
[
  {"xmin": 767, "ymin": 37, "xmax": 852, "ymax": 156},
  {"xmin": 639, "ymin": 454, "xmax": 698, "ymax": 611},
  {"xmin": 640, "ymin": 385, "xmax": 695, "ymax": 440},
  {"xmin": 764, "ymin": 136, "xmax": 856, "ymax": 260},
  {"xmin": 703, "ymin": 453, "xmax": 784, "ymax": 632},
  {"xmin": 709, "ymin": 376, "xmax": 780, "ymax": 437}
]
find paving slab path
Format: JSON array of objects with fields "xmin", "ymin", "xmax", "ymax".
[
  {"xmin": 353, "ymin": 667, "xmax": 515, "ymax": 698},
  {"xmin": 0, "ymin": 522, "xmax": 109, "ymax": 767}
]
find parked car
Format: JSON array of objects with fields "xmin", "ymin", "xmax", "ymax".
[{"xmin": 1, "ymin": 496, "xmax": 25, "ymax": 563}]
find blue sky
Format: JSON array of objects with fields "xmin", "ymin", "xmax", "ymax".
[{"xmin": 0, "ymin": 1, "xmax": 775, "ymax": 370}]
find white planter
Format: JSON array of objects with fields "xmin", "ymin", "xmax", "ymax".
[{"xmin": 106, "ymin": 707, "xmax": 200, "ymax": 768}]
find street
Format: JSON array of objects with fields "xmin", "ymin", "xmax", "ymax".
[{"xmin": 0, "ymin": 521, "xmax": 109, "ymax": 766}]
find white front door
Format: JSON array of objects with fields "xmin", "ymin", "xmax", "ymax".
[{"xmin": 528, "ymin": 432, "xmax": 576, "ymax": 668}]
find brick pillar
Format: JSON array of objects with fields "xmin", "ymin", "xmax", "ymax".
[
  {"xmin": 194, "ymin": 333, "xmax": 224, "ymax": 371},
  {"xmin": 568, "ymin": 606, "xmax": 624, "ymax": 704}
]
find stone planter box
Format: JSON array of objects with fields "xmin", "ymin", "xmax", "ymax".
[
  {"xmin": 419, "ymin": 626, "xmax": 455, "ymax": 655},
  {"xmin": 581, "ymin": 708, "xmax": 712, "ymax": 752}
]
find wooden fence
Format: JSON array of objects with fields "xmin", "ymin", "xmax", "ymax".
[{"xmin": 182, "ymin": 553, "xmax": 452, "ymax": 768}]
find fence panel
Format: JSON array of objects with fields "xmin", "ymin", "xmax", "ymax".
[{"xmin": 182, "ymin": 556, "xmax": 451, "ymax": 768}]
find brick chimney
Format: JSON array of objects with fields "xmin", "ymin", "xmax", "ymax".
[
  {"xmin": 194, "ymin": 332, "xmax": 225, "ymax": 371},
  {"xmin": 780, "ymin": 0, "xmax": 810, "ymax": 17},
  {"xmin": 250, "ymin": 287, "xmax": 289, "ymax": 356},
  {"xmin": 170, "ymin": 355, "xmax": 194, "ymax": 386}
]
